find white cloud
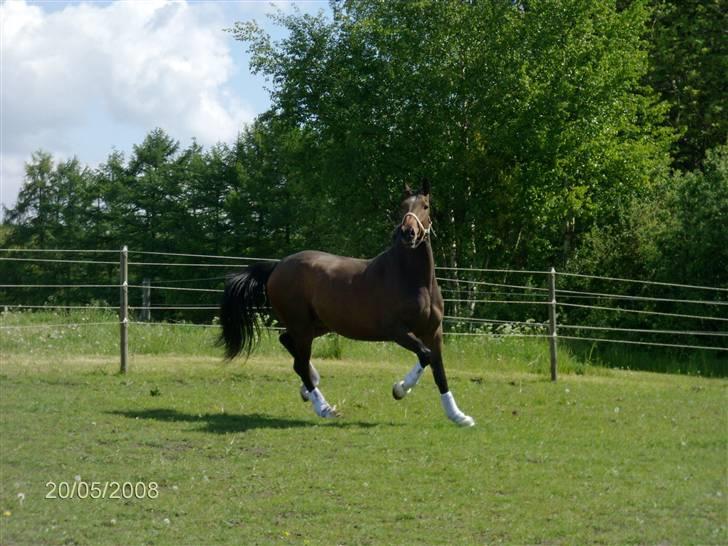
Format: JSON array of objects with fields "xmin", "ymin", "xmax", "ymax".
[{"xmin": 1, "ymin": 0, "xmax": 266, "ymax": 213}]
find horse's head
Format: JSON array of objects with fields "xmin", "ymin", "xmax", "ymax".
[{"xmin": 397, "ymin": 178, "xmax": 433, "ymax": 249}]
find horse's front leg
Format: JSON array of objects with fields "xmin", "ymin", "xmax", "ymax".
[
  {"xmin": 427, "ymin": 329, "xmax": 475, "ymax": 427},
  {"xmin": 392, "ymin": 329, "xmax": 474, "ymax": 427},
  {"xmin": 392, "ymin": 359, "xmax": 427, "ymax": 400},
  {"xmin": 390, "ymin": 330, "xmax": 431, "ymax": 400}
]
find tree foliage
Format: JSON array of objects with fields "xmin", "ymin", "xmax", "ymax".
[
  {"xmin": 573, "ymin": 143, "xmax": 728, "ymax": 287},
  {"xmin": 230, "ymin": 0, "xmax": 674, "ymax": 268},
  {"xmin": 644, "ymin": 0, "xmax": 726, "ymax": 169}
]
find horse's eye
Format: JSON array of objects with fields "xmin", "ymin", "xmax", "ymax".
[{"xmin": 424, "ymin": 205, "xmax": 429, "ymax": 210}]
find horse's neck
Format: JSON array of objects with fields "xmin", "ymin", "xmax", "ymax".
[{"xmin": 390, "ymin": 241, "xmax": 435, "ymax": 290}]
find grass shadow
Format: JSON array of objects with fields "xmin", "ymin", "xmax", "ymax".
[{"xmin": 109, "ymin": 408, "xmax": 385, "ymax": 433}]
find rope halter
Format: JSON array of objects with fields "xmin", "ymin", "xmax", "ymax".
[{"xmin": 401, "ymin": 211, "xmax": 435, "ymax": 248}]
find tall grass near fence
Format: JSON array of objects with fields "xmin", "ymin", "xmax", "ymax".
[
  {"xmin": 0, "ymin": 310, "xmax": 577, "ymax": 372},
  {"xmin": 4, "ymin": 310, "xmax": 722, "ymax": 379}
]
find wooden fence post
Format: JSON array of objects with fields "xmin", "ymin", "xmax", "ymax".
[
  {"xmin": 548, "ymin": 266, "xmax": 558, "ymax": 381},
  {"xmin": 120, "ymin": 246, "xmax": 129, "ymax": 374}
]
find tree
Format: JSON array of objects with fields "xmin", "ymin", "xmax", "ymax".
[
  {"xmin": 567, "ymin": 143, "xmax": 727, "ymax": 344},
  {"xmin": 230, "ymin": 0, "xmax": 674, "ymax": 269},
  {"xmin": 644, "ymin": 0, "xmax": 726, "ymax": 170},
  {"xmin": 660, "ymin": 144, "xmax": 728, "ymax": 288},
  {"xmin": 225, "ymin": 119, "xmax": 327, "ymax": 258},
  {"xmin": 4, "ymin": 151, "xmax": 56, "ymax": 248},
  {"xmin": 1, "ymin": 152, "xmax": 102, "ymax": 305}
]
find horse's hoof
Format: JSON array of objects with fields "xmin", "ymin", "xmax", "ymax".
[
  {"xmin": 392, "ymin": 381, "xmax": 409, "ymax": 400},
  {"xmin": 453, "ymin": 414, "xmax": 475, "ymax": 427},
  {"xmin": 319, "ymin": 405, "xmax": 339, "ymax": 418},
  {"xmin": 300, "ymin": 384, "xmax": 310, "ymax": 402}
]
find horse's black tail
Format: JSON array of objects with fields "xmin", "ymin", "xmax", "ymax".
[{"xmin": 218, "ymin": 261, "xmax": 277, "ymax": 360}]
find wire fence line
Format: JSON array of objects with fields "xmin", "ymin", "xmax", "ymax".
[
  {"xmin": 558, "ymin": 323, "xmax": 728, "ymax": 337},
  {"xmin": 128, "ymin": 261, "xmax": 246, "ymax": 268},
  {"xmin": 1, "ymin": 304, "xmax": 119, "ymax": 310},
  {"xmin": 0, "ymin": 284, "xmax": 120, "ymax": 289},
  {"xmin": 2, "ymin": 248, "xmax": 727, "ymax": 370},
  {"xmin": 131, "ymin": 321, "xmax": 286, "ymax": 331},
  {"xmin": 440, "ymin": 288, "xmax": 546, "ymax": 298},
  {"xmin": 131, "ymin": 321, "xmax": 220, "ymax": 329},
  {"xmin": 1, "ymin": 246, "xmax": 725, "ymax": 291},
  {"xmin": 0, "ymin": 321, "xmax": 120, "ymax": 330},
  {"xmin": 3, "ymin": 249, "xmax": 726, "ymax": 313},
  {"xmin": 436, "ymin": 266, "xmax": 550, "ymax": 275},
  {"xmin": 555, "ymin": 270, "xmax": 728, "ymax": 293},
  {"xmin": 129, "ymin": 250, "xmax": 280, "ymax": 262},
  {"xmin": 145, "ymin": 275, "xmax": 228, "ymax": 284},
  {"xmin": 129, "ymin": 305, "xmax": 220, "ymax": 311},
  {"xmin": 4, "ymin": 320, "xmax": 724, "ymax": 352},
  {"xmin": 558, "ymin": 335, "xmax": 728, "ymax": 352},
  {"xmin": 0, "ymin": 256, "xmax": 119, "ymax": 265},
  {"xmin": 554, "ymin": 288, "xmax": 727, "ymax": 306},
  {"xmin": 128, "ymin": 284, "xmax": 223, "ymax": 293},
  {"xmin": 443, "ymin": 332, "xmax": 550, "ymax": 338},
  {"xmin": 444, "ymin": 316, "xmax": 546, "ymax": 327},
  {"xmin": 436, "ymin": 276, "xmax": 550, "ymax": 292},
  {"xmin": 0, "ymin": 248, "xmax": 119, "ymax": 254},
  {"xmin": 557, "ymin": 301, "xmax": 728, "ymax": 322},
  {"xmin": 444, "ymin": 298, "xmax": 552, "ymax": 305}
]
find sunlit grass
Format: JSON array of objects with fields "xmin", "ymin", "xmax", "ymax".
[{"xmin": 1, "ymin": 314, "xmax": 726, "ymax": 545}]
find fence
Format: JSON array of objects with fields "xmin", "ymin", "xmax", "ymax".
[{"xmin": 1, "ymin": 247, "xmax": 727, "ymax": 379}]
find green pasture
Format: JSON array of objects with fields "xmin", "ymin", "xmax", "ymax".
[{"xmin": 0, "ymin": 312, "xmax": 726, "ymax": 545}]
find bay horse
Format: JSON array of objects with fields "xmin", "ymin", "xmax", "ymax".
[{"xmin": 219, "ymin": 181, "xmax": 474, "ymax": 427}]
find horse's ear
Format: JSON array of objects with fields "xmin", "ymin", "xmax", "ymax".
[
  {"xmin": 403, "ymin": 183, "xmax": 414, "ymax": 197},
  {"xmin": 420, "ymin": 177, "xmax": 431, "ymax": 196}
]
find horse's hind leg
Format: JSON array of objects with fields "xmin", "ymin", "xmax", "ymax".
[
  {"xmin": 284, "ymin": 332, "xmax": 338, "ymax": 418},
  {"xmin": 279, "ymin": 332, "xmax": 320, "ymax": 401}
]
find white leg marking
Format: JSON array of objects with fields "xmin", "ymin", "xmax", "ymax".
[
  {"xmin": 441, "ymin": 391, "xmax": 475, "ymax": 427},
  {"xmin": 393, "ymin": 361, "xmax": 425, "ymax": 400},
  {"xmin": 308, "ymin": 387, "xmax": 338, "ymax": 418}
]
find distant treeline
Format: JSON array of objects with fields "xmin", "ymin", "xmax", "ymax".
[{"xmin": 1, "ymin": 0, "xmax": 726, "ymax": 348}]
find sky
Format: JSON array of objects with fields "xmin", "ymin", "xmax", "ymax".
[{"xmin": 0, "ymin": 0, "xmax": 331, "ymax": 218}]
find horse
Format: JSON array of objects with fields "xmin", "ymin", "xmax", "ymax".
[{"xmin": 219, "ymin": 180, "xmax": 474, "ymax": 427}]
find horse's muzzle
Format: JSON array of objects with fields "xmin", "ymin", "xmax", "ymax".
[{"xmin": 401, "ymin": 225, "xmax": 416, "ymax": 244}]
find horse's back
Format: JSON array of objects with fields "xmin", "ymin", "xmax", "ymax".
[
  {"xmin": 267, "ymin": 250, "xmax": 389, "ymax": 338},
  {"xmin": 268, "ymin": 249, "xmax": 367, "ymax": 299},
  {"xmin": 276, "ymin": 250, "xmax": 369, "ymax": 280}
]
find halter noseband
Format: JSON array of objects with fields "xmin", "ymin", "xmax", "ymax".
[{"xmin": 401, "ymin": 212, "xmax": 434, "ymax": 248}]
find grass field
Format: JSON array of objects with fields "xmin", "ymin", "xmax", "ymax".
[{"xmin": 1, "ymin": 313, "xmax": 727, "ymax": 545}]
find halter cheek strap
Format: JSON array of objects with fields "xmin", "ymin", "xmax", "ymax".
[{"xmin": 402, "ymin": 212, "xmax": 434, "ymax": 248}]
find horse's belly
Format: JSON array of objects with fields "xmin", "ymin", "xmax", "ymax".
[
  {"xmin": 312, "ymin": 308, "xmax": 373, "ymax": 340},
  {"xmin": 311, "ymin": 288, "xmax": 389, "ymax": 341},
  {"xmin": 322, "ymin": 317, "xmax": 389, "ymax": 342}
]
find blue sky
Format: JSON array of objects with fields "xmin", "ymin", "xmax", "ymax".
[{"xmin": 0, "ymin": 0, "xmax": 331, "ymax": 216}]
